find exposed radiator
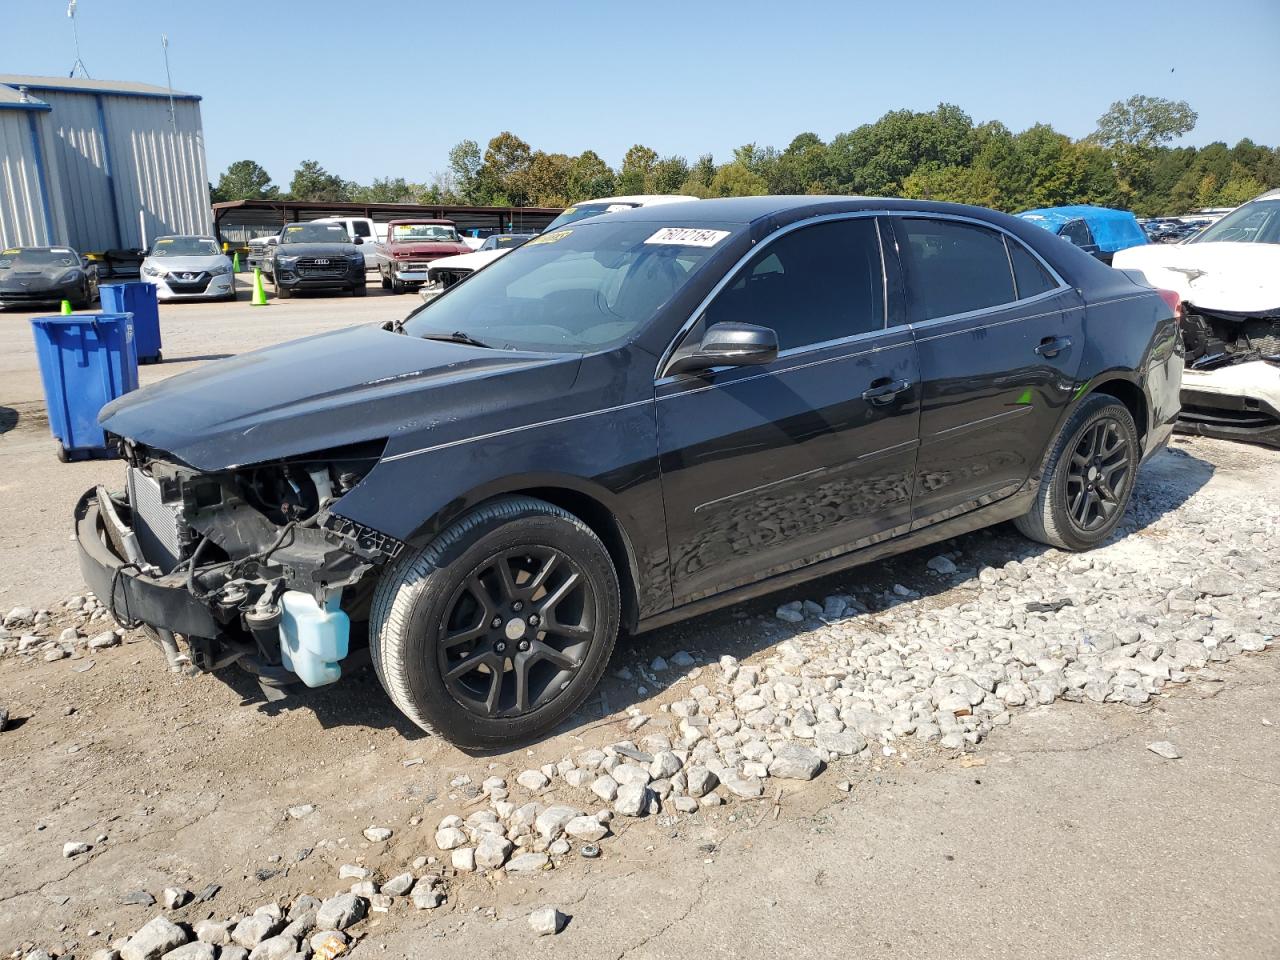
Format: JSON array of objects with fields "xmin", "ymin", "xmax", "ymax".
[{"xmin": 127, "ymin": 468, "xmax": 186, "ymax": 573}]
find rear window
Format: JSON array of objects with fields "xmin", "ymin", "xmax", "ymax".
[
  {"xmin": 898, "ymin": 219, "xmax": 1016, "ymax": 321},
  {"xmin": 1006, "ymin": 238, "xmax": 1058, "ymax": 299}
]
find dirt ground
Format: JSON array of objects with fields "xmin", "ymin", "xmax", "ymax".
[{"xmin": 1, "ymin": 285, "xmax": 1277, "ymax": 958}]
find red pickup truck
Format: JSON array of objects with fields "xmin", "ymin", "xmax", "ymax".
[{"xmin": 375, "ymin": 219, "xmax": 473, "ymax": 293}]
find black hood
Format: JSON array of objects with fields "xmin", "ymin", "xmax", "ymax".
[
  {"xmin": 276, "ymin": 241, "xmax": 359, "ymax": 257},
  {"xmin": 0, "ymin": 266, "xmax": 83, "ymax": 292},
  {"xmin": 99, "ymin": 325, "xmax": 578, "ymax": 471}
]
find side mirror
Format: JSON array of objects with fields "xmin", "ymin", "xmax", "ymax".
[
  {"xmin": 352, "ymin": 236, "xmax": 364, "ymax": 245},
  {"xmin": 667, "ymin": 322, "xmax": 779, "ymax": 375}
]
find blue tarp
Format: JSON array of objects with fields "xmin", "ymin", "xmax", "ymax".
[{"xmin": 1017, "ymin": 205, "xmax": 1148, "ymax": 254}]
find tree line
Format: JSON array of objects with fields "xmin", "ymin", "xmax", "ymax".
[{"xmin": 210, "ymin": 95, "xmax": 1280, "ymax": 218}]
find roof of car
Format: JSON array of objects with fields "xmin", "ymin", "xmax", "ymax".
[
  {"xmin": 596, "ymin": 195, "xmax": 1034, "ymax": 227},
  {"xmin": 1017, "ymin": 205, "xmax": 1139, "ymax": 226},
  {"xmin": 386, "ymin": 218, "xmax": 457, "ymax": 226}
]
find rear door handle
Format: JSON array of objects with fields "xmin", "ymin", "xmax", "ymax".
[
  {"xmin": 1035, "ymin": 336, "xmax": 1072, "ymax": 358},
  {"xmin": 861, "ymin": 378, "xmax": 912, "ymax": 405}
]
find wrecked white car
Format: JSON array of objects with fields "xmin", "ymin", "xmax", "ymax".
[{"xmin": 1114, "ymin": 188, "xmax": 1280, "ymax": 448}]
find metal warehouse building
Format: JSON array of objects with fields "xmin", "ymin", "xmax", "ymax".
[{"xmin": 0, "ymin": 74, "xmax": 212, "ymax": 253}]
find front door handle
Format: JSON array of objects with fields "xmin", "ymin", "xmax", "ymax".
[
  {"xmin": 1035, "ymin": 336, "xmax": 1072, "ymax": 358},
  {"xmin": 861, "ymin": 377, "xmax": 911, "ymax": 405}
]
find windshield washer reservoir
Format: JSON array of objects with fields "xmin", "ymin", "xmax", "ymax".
[{"xmin": 279, "ymin": 591, "xmax": 349, "ymax": 687}]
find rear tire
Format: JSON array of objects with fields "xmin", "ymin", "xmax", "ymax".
[
  {"xmin": 369, "ymin": 496, "xmax": 620, "ymax": 749},
  {"xmin": 1015, "ymin": 394, "xmax": 1139, "ymax": 551},
  {"xmin": 380, "ymin": 268, "xmax": 391, "ymax": 290}
]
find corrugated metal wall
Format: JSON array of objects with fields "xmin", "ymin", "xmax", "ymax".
[
  {"xmin": 0, "ymin": 109, "xmax": 68, "ymax": 248},
  {"xmin": 37, "ymin": 90, "xmax": 212, "ymax": 252}
]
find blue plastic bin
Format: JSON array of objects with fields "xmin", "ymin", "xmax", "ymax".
[
  {"xmin": 30, "ymin": 313, "xmax": 138, "ymax": 462},
  {"xmin": 99, "ymin": 282, "xmax": 161, "ymax": 363}
]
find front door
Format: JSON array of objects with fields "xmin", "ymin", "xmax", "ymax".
[
  {"xmin": 656, "ymin": 216, "xmax": 922, "ymax": 606},
  {"xmin": 887, "ymin": 215, "xmax": 1085, "ymax": 527}
]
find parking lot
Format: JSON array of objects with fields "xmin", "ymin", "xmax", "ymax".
[{"xmin": 1, "ymin": 280, "xmax": 1277, "ymax": 958}]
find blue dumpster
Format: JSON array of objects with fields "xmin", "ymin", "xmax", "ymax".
[
  {"xmin": 99, "ymin": 282, "xmax": 162, "ymax": 363},
  {"xmin": 30, "ymin": 313, "xmax": 138, "ymax": 462}
]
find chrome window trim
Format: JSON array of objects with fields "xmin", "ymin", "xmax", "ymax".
[
  {"xmin": 655, "ymin": 210, "xmax": 892, "ymax": 379},
  {"xmin": 888, "ymin": 212, "xmax": 1073, "ymax": 332},
  {"xmin": 656, "ymin": 208, "xmax": 1073, "ymax": 381}
]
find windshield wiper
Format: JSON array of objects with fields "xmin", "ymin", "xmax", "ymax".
[{"xmin": 422, "ymin": 330, "xmax": 492, "ymax": 348}]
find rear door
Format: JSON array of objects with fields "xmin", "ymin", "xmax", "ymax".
[
  {"xmin": 888, "ymin": 215, "xmax": 1084, "ymax": 527},
  {"xmin": 657, "ymin": 216, "xmax": 921, "ymax": 605}
]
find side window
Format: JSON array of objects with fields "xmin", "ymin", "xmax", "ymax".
[
  {"xmin": 1006, "ymin": 237, "xmax": 1058, "ymax": 300},
  {"xmin": 1060, "ymin": 220, "xmax": 1091, "ymax": 247},
  {"xmin": 898, "ymin": 218, "xmax": 1016, "ymax": 321},
  {"xmin": 703, "ymin": 218, "xmax": 885, "ymax": 352},
  {"xmin": 352, "ymin": 221, "xmax": 373, "ymax": 238}
]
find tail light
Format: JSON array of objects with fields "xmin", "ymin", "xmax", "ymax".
[{"xmin": 1155, "ymin": 288, "xmax": 1184, "ymax": 322}]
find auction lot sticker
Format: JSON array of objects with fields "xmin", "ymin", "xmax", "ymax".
[
  {"xmin": 527, "ymin": 229, "xmax": 573, "ymax": 246},
  {"xmin": 644, "ymin": 227, "xmax": 731, "ymax": 247}
]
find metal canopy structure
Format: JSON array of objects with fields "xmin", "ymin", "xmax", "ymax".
[{"xmin": 212, "ymin": 199, "xmax": 563, "ymax": 245}]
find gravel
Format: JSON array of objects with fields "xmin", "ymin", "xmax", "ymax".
[{"xmin": 1147, "ymin": 740, "xmax": 1182, "ymax": 759}]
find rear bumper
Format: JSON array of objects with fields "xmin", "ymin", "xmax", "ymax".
[{"xmin": 75, "ymin": 487, "xmax": 222, "ymax": 638}]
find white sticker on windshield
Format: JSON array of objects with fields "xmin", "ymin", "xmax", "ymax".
[{"xmin": 644, "ymin": 227, "xmax": 730, "ymax": 247}]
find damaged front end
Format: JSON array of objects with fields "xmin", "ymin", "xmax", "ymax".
[
  {"xmin": 75, "ymin": 438, "xmax": 404, "ymax": 697},
  {"xmin": 1177, "ymin": 305, "xmax": 1280, "ymax": 447}
]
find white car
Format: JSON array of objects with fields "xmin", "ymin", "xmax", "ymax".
[
  {"xmin": 424, "ymin": 233, "xmax": 537, "ymax": 292},
  {"xmin": 140, "ymin": 235, "xmax": 236, "ymax": 301},
  {"xmin": 1114, "ymin": 188, "xmax": 1280, "ymax": 448},
  {"xmin": 540, "ymin": 194, "xmax": 699, "ymax": 233}
]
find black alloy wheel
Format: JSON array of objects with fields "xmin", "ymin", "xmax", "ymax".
[
  {"xmin": 1064, "ymin": 416, "xmax": 1132, "ymax": 533},
  {"xmin": 438, "ymin": 547, "xmax": 594, "ymax": 719}
]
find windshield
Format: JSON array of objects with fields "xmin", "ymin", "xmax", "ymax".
[
  {"xmin": 1191, "ymin": 199, "xmax": 1280, "ymax": 245},
  {"xmin": 480, "ymin": 234, "xmax": 533, "ymax": 251},
  {"xmin": 392, "ymin": 223, "xmax": 459, "ymax": 242},
  {"xmin": 0, "ymin": 247, "xmax": 78, "ymax": 270},
  {"xmin": 281, "ymin": 223, "xmax": 351, "ymax": 244},
  {"xmin": 543, "ymin": 202, "xmax": 641, "ymax": 232},
  {"xmin": 151, "ymin": 237, "xmax": 219, "ymax": 257},
  {"xmin": 403, "ymin": 221, "xmax": 733, "ymax": 352}
]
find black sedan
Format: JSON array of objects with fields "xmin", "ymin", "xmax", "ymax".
[
  {"xmin": 78, "ymin": 197, "xmax": 1183, "ymax": 748},
  {"xmin": 268, "ymin": 222, "xmax": 366, "ymax": 299},
  {"xmin": 0, "ymin": 245, "xmax": 98, "ymax": 310}
]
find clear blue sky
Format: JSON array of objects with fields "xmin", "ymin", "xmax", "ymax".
[{"xmin": 4, "ymin": 0, "xmax": 1278, "ymax": 188}]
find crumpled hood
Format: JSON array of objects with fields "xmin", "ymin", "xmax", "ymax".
[
  {"xmin": 1113, "ymin": 242, "xmax": 1280, "ymax": 314},
  {"xmin": 99, "ymin": 324, "xmax": 578, "ymax": 471}
]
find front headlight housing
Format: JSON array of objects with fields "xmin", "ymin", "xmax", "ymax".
[
  {"xmin": 275, "ymin": 255, "xmax": 298, "ymax": 267},
  {"xmin": 141, "ymin": 264, "xmax": 162, "ymax": 278},
  {"xmin": 209, "ymin": 262, "xmax": 231, "ymax": 276},
  {"xmin": 58, "ymin": 269, "xmax": 82, "ymax": 283}
]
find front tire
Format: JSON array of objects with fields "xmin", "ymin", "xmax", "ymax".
[
  {"xmin": 1015, "ymin": 394, "xmax": 1139, "ymax": 551},
  {"xmin": 370, "ymin": 496, "xmax": 620, "ymax": 750}
]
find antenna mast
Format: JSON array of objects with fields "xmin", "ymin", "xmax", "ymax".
[
  {"xmin": 161, "ymin": 34, "xmax": 177, "ymax": 133},
  {"xmin": 67, "ymin": 0, "xmax": 90, "ymax": 78}
]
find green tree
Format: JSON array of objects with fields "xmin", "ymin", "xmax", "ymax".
[
  {"xmin": 521, "ymin": 151, "xmax": 574, "ymax": 207},
  {"xmin": 650, "ymin": 155, "xmax": 691, "ymax": 194},
  {"xmin": 351, "ymin": 177, "xmax": 417, "ymax": 203},
  {"xmin": 215, "ymin": 160, "xmax": 277, "ymax": 201},
  {"xmin": 828, "ymin": 103, "xmax": 978, "ymax": 196},
  {"xmin": 288, "ymin": 160, "xmax": 350, "ymax": 201},
  {"xmin": 1092, "ymin": 94, "xmax": 1197, "ymax": 204},
  {"xmin": 708, "ymin": 162, "xmax": 768, "ymax": 197},
  {"xmin": 617, "ymin": 144, "xmax": 658, "ymax": 195},
  {"xmin": 566, "ymin": 150, "xmax": 616, "ymax": 201},
  {"xmin": 448, "ymin": 140, "xmax": 484, "ymax": 203},
  {"xmin": 678, "ymin": 154, "xmax": 717, "ymax": 198},
  {"xmin": 478, "ymin": 132, "xmax": 533, "ymax": 205},
  {"xmin": 771, "ymin": 133, "xmax": 831, "ymax": 194}
]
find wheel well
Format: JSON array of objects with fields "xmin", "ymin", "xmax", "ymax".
[
  {"xmin": 1089, "ymin": 379, "xmax": 1147, "ymax": 443},
  {"xmin": 514, "ymin": 487, "xmax": 642, "ymax": 633}
]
